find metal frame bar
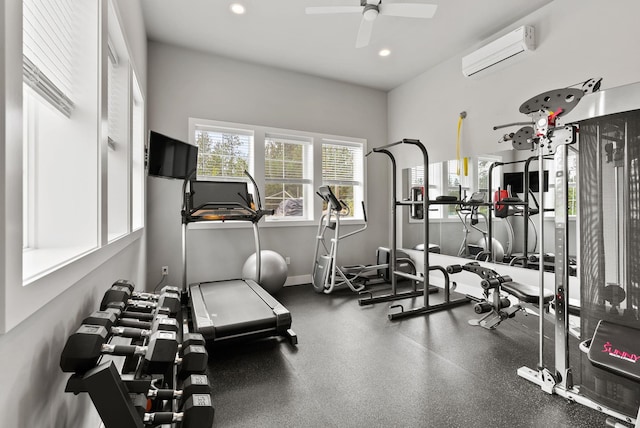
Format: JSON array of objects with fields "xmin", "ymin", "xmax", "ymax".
[{"xmin": 359, "ymin": 139, "xmax": 470, "ymax": 316}]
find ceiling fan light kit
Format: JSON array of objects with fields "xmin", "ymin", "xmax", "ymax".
[{"xmin": 305, "ymin": 0, "xmax": 437, "ymax": 48}]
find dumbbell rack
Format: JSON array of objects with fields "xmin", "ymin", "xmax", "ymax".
[{"xmin": 61, "ymin": 280, "xmax": 214, "ymax": 428}]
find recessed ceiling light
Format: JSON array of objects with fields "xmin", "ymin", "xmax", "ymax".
[
  {"xmin": 378, "ymin": 48, "xmax": 391, "ymax": 57},
  {"xmin": 230, "ymin": 3, "xmax": 246, "ymax": 14}
]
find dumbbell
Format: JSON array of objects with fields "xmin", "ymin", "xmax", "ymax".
[
  {"xmin": 103, "ymin": 301, "xmax": 172, "ymax": 323},
  {"xmin": 142, "ymin": 393, "xmax": 214, "ymax": 428},
  {"xmin": 101, "ymin": 285, "xmax": 181, "ymax": 315},
  {"xmin": 177, "ymin": 344, "xmax": 208, "ymax": 375},
  {"xmin": 112, "ymin": 280, "xmax": 181, "ymax": 304},
  {"xmin": 60, "ymin": 324, "xmax": 178, "ymax": 374},
  {"xmin": 180, "ymin": 333, "xmax": 206, "ymax": 352},
  {"xmin": 144, "ymin": 374, "xmax": 211, "ymax": 410},
  {"xmin": 83, "ymin": 310, "xmax": 179, "ymax": 335},
  {"xmin": 83, "ymin": 311, "xmax": 179, "ymax": 342}
]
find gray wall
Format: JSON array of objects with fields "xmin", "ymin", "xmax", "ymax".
[
  {"xmin": 146, "ymin": 42, "xmax": 389, "ymax": 287},
  {"xmin": 0, "ymin": 1, "xmax": 147, "ymax": 427},
  {"xmin": 388, "ymin": 0, "xmax": 640, "ymax": 165},
  {"xmin": 391, "ymin": 0, "xmax": 640, "ymax": 258}
]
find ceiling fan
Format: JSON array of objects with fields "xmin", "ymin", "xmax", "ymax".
[{"xmin": 305, "ymin": 0, "xmax": 438, "ymax": 48}]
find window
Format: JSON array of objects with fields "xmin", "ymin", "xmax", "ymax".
[
  {"xmin": 477, "ymin": 155, "xmax": 501, "ymax": 216},
  {"xmin": 22, "ymin": 0, "xmax": 100, "ymax": 278},
  {"xmin": 107, "ymin": 6, "xmax": 131, "ymax": 242},
  {"xmin": 264, "ymin": 134, "xmax": 312, "ymax": 220},
  {"xmin": 195, "ymin": 125, "xmax": 254, "ymax": 179},
  {"xmin": 20, "ymin": 0, "xmax": 144, "ymax": 281},
  {"xmin": 446, "ymin": 160, "xmax": 471, "ymax": 217},
  {"xmin": 409, "ymin": 163, "xmax": 443, "ymax": 220},
  {"xmin": 0, "ymin": 0, "xmax": 144, "ymax": 333},
  {"xmin": 189, "ymin": 118, "xmax": 365, "ymax": 224},
  {"xmin": 322, "ymin": 140, "xmax": 364, "ymax": 219},
  {"xmin": 131, "ymin": 75, "xmax": 145, "ymax": 231}
]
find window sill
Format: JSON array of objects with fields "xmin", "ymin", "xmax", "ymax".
[
  {"xmin": 3, "ymin": 229, "xmax": 143, "ymax": 334},
  {"xmin": 23, "ymin": 244, "xmax": 98, "ymax": 284},
  {"xmin": 186, "ymin": 218, "xmax": 365, "ymax": 229}
]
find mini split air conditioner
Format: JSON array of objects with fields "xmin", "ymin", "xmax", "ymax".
[{"xmin": 462, "ymin": 26, "xmax": 535, "ymax": 77}]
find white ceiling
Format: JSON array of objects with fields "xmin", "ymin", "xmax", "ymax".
[{"xmin": 140, "ymin": 0, "xmax": 553, "ymax": 91}]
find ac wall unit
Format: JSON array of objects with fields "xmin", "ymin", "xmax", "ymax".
[{"xmin": 462, "ymin": 26, "xmax": 535, "ymax": 77}]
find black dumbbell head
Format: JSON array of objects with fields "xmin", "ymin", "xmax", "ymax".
[
  {"xmin": 181, "ymin": 333, "xmax": 206, "ymax": 354},
  {"xmin": 182, "ymin": 374, "xmax": 211, "ymax": 397},
  {"xmin": 83, "ymin": 310, "xmax": 118, "ymax": 330},
  {"xmin": 181, "ymin": 394, "xmax": 214, "ymax": 428},
  {"xmin": 145, "ymin": 331, "xmax": 179, "ymax": 363},
  {"xmin": 156, "ymin": 293, "xmax": 181, "ymax": 315},
  {"xmin": 60, "ymin": 324, "xmax": 108, "ymax": 373},
  {"xmin": 180, "ymin": 345, "xmax": 208, "ymax": 374},
  {"xmin": 113, "ymin": 279, "xmax": 135, "ymax": 292},
  {"xmin": 100, "ymin": 285, "xmax": 132, "ymax": 310}
]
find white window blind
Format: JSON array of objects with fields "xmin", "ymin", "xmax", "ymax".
[
  {"xmin": 264, "ymin": 134, "xmax": 311, "ymax": 219},
  {"xmin": 411, "ymin": 165, "xmax": 424, "ymax": 186},
  {"xmin": 322, "ymin": 141, "xmax": 363, "ymax": 185},
  {"xmin": 195, "ymin": 126, "xmax": 253, "ymax": 179},
  {"xmin": 23, "ymin": 0, "xmax": 76, "ymax": 116},
  {"xmin": 265, "ymin": 134, "xmax": 309, "ymax": 182},
  {"xmin": 322, "ymin": 140, "xmax": 364, "ymax": 219}
]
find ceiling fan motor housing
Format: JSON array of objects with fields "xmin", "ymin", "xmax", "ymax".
[{"xmin": 363, "ymin": 4, "xmax": 379, "ymax": 21}]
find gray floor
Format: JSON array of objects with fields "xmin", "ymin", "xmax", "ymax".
[{"xmin": 206, "ymin": 283, "xmax": 610, "ymax": 428}]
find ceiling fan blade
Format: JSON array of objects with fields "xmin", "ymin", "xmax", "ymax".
[
  {"xmin": 305, "ymin": 6, "xmax": 363, "ymax": 15},
  {"xmin": 355, "ymin": 16, "xmax": 374, "ymax": 48},
  {"xmin": 378, "ymin": 3, "xmax": 437, "ymax": 18}
]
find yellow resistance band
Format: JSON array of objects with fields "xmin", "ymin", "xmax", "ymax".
[{"xmin": 456, "ymin": 113, "xmax": 467, "ymax": 176}]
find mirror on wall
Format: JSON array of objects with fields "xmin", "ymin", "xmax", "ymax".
[{"xmin": 401, "ymin": 148, "xmax": 578, "ymax": 276}]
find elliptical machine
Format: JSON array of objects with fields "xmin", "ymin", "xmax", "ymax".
[{"xmin": 311, "ymin": 185, "xmax": 413, "ymax": 294}]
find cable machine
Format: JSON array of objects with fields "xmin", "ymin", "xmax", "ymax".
[{"xmin": 497, "ymin": 80, "xmax": 640, "ymax": 425}]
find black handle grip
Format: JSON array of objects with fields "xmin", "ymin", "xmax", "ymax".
[
  {"xmin": 361, "ymin": 201, "xmax": 367, "ymax": 222},
  {"xmin": 118, "ymin": 318, "xmax": 152, "ymax": 330},
  {"xmin": 111, "ymin": 326, "xmax": 146, "ymax": 339},
  {"xmin": 446, "ymin": 264, "xmax": 462, "ymax": 274},
  {"xmin": 104, "ymin": 344, "xmax": 138, "ymax": 356}
]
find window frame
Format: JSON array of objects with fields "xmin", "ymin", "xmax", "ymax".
[
  {"xmin": 264, "ymin": 133, "xmax": 313, "ymax": 221},
  {"xmin": 321, "ymin": 138, "xmax": 366, "ymax": 221},
  {"xmin": 188, "ymin": 117, "xmax": 366, "ymax": 228},
  {"xmin": 0, "ymin": 0, "xmax": 145, "ymax": 334}
]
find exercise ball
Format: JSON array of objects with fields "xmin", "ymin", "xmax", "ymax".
[
  {"xmin": 242, "ymin": 250, "xmax": 288, "ymax": 294},
  {"xmin": 477, "ymin": 237, "xmax": 505, "ymax": 262}
]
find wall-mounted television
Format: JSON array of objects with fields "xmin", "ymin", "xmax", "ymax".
[
  {"xmin": 147, "ymin": 130, "xmax": 198, "ymax": 179},
  {"xmin": 503, "ymin": 170, "xmax": 549, "ymax": 194}
]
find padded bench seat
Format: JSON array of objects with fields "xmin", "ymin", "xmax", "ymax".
[{"xmin": 501, "ymin": 281, "xmax": 554, "ymax": 304}]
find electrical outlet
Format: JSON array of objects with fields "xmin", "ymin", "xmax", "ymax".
[
  {"xmin": 161, "ymin": 266, "xmax": 169, "ymax": 276},
  {"xmin": 285, "ymin": 257, "xmax": 291, "ymax": 265}
]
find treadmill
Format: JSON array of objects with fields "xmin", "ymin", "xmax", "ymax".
[{"xmin": 181, "ymin": 172, "xmax": 297, "ymax": 345}]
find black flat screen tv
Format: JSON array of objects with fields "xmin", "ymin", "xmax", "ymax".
[
  {"xmin": 147, "ymin": 131, "xmax": 198, "ymax": 179},
  {"xmin": 503, "ymin": 170, "xmax": 549, "ymax": 194}
]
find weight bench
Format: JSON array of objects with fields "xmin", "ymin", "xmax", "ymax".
[
  {"xmin": 581, "ymin": 320, "xmax": 640, "ymax": 427},
  {"xmin": 446, "ymin": 262, "xmax": 554, "ymax": 330}
]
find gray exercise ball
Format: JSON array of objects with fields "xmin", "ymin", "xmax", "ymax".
[
  {"xmin": 242, "ymin": 250, "xmax": 288, "ymax": 294},
  {"xmin": 477, "ymin": 237, "xmax": 505, "ymax": 262}
]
